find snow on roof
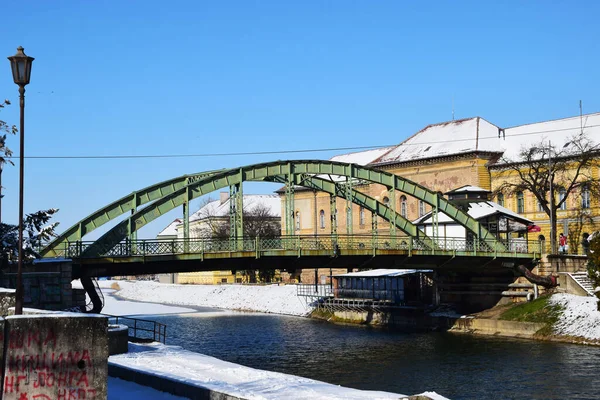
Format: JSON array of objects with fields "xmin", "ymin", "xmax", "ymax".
[
  {"xmin": 367, "ymin": 112, "xmax": 600, "ymax": 166},
  {"xmin": 372, "ymin": 117, "xmax": 502, "ymax": 165},
  {"xmin": 445, "ymin": 185, "xmax": 490, "ymax": 194},
  {"xmin": 335, "ymin": 269, "xmax": 431, "ymax": 278},
  {"xmin": 189, "ymin": 194, "xmax": 281, "ymax": 223},
  {"xmin": 156, "ymin": 218, "xmax": 181, "ymax": 238},
  {"xmin": 329, "ymin": 147, "xmax": 394, "ymax": 165},
  {"xmin": 493, "ymin": 112, "xmax": 600, "ymax": 163},
  {"xmin": 414, "ymin": 201, "xmax": 532, "ymax": 225}
]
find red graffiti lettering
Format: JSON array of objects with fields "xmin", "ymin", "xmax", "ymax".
[
  {"xmin": 16, "ymin": 375, "xmax": 27, "ymax": 392},
  {"xmin": 78, "ymin": 388, "xmax": 86, "ymax": 399},
  {"xmin": 43, "ymin": 330, "xmax": 56, "ymax": 347},
  {"xmin": 33, "ymin": 395, "xmax": 52, "ymax": 400},
  {"xmin": 81, "ymin": 349, "xmax": 91, "ymax": 363},
  {"xmin": 28, "ymin": 331, "xmax": 40, "ymax": 347},
  {"xmin": 46, "ymin": 372, "xmax": 55, "ymax": 387},
  {"xmin": 57, "ymin": 372, "xmax": 67, "ymax": 387},
  {"xmin": 68, "ymin": 388, "xmax": 77, "ymax": 400},
  {"xmin": 87, "ymin": 389, "xmax": 97, "ymax": 399},
  {"xmin": 18, "ymin": 392, "xmax": 28, "ymax": 400},
  {"xmin": 10, "ymin": 331, "xmax": 24, "ymax": 349},
  {"xmin": 76, "ymin": 371, "xmax": 89, "ymax": 387},
  {"xmin": 57, "ymin": 388, "xmax": 66, "ymax": 400},
  {"xmin": 5, "ymin": 376, "xmax": 14, "ymax": 393}
]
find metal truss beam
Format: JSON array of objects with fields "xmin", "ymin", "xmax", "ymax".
[{"xmin": 43, "ymin": 160, "xmax": 497, "ymax": 257}]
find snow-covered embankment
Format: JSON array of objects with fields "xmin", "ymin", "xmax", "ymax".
[{"xmin": 102, "ymin": 280, "xmax": 314, "ymax": 317}]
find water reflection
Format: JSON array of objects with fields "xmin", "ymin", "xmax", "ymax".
[{"xmin": 150, "ymin": 311, "xmax": 600, "ymax": 400}]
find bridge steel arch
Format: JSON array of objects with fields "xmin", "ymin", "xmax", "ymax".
[
  {"xmin": 41, "ymin": 169, "xmax": 224, "ymax": 257},
  {"xmin": 43, "ymin": 160, "xmax": 499, "ymax": 258}
]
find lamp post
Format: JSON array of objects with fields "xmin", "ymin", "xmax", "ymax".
[{"xmin": 8, "ymin": 46, "xmax": 34, "ymax": 315}]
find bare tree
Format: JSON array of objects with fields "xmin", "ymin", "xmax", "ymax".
[
  {"xmin": 566, "ymin": 196, "xmax": 596, "ymax": 254},
  {"xmin": 493, "ymin": 133, "xmax": 600, "ymax": 254},
  {"xmin": 192, "ymin": 197, "xmax": 281, "ymax": 282}
]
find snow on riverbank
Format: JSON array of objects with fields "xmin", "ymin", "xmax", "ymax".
[
  {"xmin": 549, "ymin": 293, "xmax": 600, "ymax": 341},
  {"xmin": 102, "ymin": 280, "xmax": 313, "ymax": 316},
  {"xmin": 110, "ymin": 342, "xmax": 447, "ymax": 400},
  {"xmin": 102, "ymin": 288, "xmax": 449, "ymax": 400}
]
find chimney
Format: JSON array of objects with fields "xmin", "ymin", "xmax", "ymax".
[{"xmin": 220, "ymin": 191, "xmax": 229, "ymax": 205}]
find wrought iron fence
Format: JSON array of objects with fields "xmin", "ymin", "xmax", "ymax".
[{"xmin": 56, "ymin": 234, "xmax": 542, "ymax": 259}]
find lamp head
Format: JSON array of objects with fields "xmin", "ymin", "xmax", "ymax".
[{"xmin": 8, "ymin": 46, "xmax": 34, "ymax": 86}]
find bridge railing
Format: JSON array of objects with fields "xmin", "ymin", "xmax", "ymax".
[{"xmin": 54, "ymin": 234, "xmax": 541, "ymax": 259}]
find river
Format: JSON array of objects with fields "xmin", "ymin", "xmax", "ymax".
[{"xmin": 137, "ymin": 306, "xmax": 600, "ymax": 400}]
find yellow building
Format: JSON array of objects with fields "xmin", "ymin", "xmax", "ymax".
[{"xmin": 282, "ymin": 113, "xmax": 600, "ymax": 258}]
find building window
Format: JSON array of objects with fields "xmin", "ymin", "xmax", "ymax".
[
  {"xmin": 295, "ymin": 211, "xmax": 300, "ymax": 230},
  {"xmin": 347, "ymin": 207, "xmax": 352, "ymax": 226},
  {"xmin": 517, "ymin": 191, "xmax": 524, "ymax": 213},
  {"xmin": 359, "ymin": 207, "xmax": 365, "ymax": 226},
  {"xmin": 497, "ymin": 193, "xmax": 504, "ymax": 207},
  {"xmin": 319, "ymin": 210, "xmax": 325, "ymax": 229},
  {"xmin": 582, "ymin": 185, "xmax": 591, "ymax": 209},
  {"xmin": 419, "ymin": 200, "xmax": 426, "ymax": 217},
  {"xmin": 382, "ymin": 196, "xmax": 390, "ymax": 205},
  {"xmin": 400, "ymin": 196, "xmax": 407, "ymax": 217},
  {"xmin": 558, "ymin": 188, "xmax": 567, "ymax": 211}
]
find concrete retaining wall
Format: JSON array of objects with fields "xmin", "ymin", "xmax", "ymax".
[
  {"xmin": 0, "ymin": 260, "xmax": 80, "ymax": 310},
  {"xmin": 108, "ymin": 363, "xmax": 244, "ymax": 400},
  {"xmin": 1, "ymin": 314, "xmax": 109, "ymax": 400},
  {"xmin": 449, "ymin": 317, "xmax": 545, "ymax": 338},
  {"xmin": 557, "ymin": 273, "xmax": 590, "ymax": 297},
  {"xmin": 536, "ymin": 255, "xmax": 588, "ymax": 274}
]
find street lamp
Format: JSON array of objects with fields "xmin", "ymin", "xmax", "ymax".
[{"xmin": 8, "ymin": 46, "xmax": 34, "ymax": 315}]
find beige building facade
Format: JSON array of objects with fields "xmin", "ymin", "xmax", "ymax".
[{"xmin": 280, "ymin": 113, "xmax": 600, "ymax": 259}]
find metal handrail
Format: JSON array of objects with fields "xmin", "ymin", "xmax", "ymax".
[
  {"xmin": 55, "ymin": 234, "xmax": 541, "ymax": 259},
  {"xmin": 103, "ymin": 314, "xmax": 167, "ymax": 344}
]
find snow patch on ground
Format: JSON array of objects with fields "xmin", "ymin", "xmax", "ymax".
[
  {"xmin": 104, "ymin": 280, "xmax": 313, "ymax": 317},
  {"xmin": 549, "ymin": 293, "xmax": 600, "ymax": 341},
  {"xmin": 110, "ymin": 342, "xmax": 428, "ymax": 400}
]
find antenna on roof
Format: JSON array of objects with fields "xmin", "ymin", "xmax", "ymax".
[
  {"xmin": 452, "ymin": 96, "xmax": 455, "ymax": 121},
  {"xmin": 580, "ymin": 100, "xmax": 583, "ymax": 135}
]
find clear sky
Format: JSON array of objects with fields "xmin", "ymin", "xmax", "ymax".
[{"xmin": 1, "ymin": 1, "xmax": 599, "ymax": 240}]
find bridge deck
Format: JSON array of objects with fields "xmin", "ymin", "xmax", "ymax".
[{"xmin": 44, "ymin": 235, "xmax": 541, "ymax": 278}]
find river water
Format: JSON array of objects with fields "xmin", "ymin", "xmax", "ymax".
[{"xmin": 143, "ymin": 308, "xmax": 600, "ymax": 400}]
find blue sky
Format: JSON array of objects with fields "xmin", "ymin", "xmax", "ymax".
[{"xmin": 1, "ymin": 1, "xmax": 599, "ymax": 239}]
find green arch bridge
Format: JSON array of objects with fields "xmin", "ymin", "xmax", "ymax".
[{"xmin": 40, "ymin": 160, "xmax": 540, "ymax": 280}]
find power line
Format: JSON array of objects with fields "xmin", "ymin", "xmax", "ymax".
[{"xmin": 5, "ymin": 123, "xmax": 600, "ymax": 160}]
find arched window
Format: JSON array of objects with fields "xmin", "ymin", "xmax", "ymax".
[
  {"xmin": 558, "ymin": 187, "xmax": 567, "ymax": 211},
  {"xmin": 359, "ymin": 207, "xmax": 365, "ymax": 226},
  {"xmin": 497, "ymin": 193, "xmax": 504, "ymax": 207},
  {"xmin": 419, "ymin": 200, "xmax": 426, "ymax": 217},
  {"xmin": 517, "ymin": 191, "xmax": 525, "ymax": 213},
  {"xmin": 319, "ymin": 210, "xmax": 325, "ymax": 229},
  {"xmin": 400, "ymin": 196, "xmax": 407, "ymax": 217},
  {"xmin": 582, "ymin": 185, "xmax": 591, "ymax": 209},
  {"xmin": 382, "ymin": 196, "xmax": 390, "ymax": 205},
  {"xmin": 295, "ymin": 211, "xmax": 300, "ymax": 230}
]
